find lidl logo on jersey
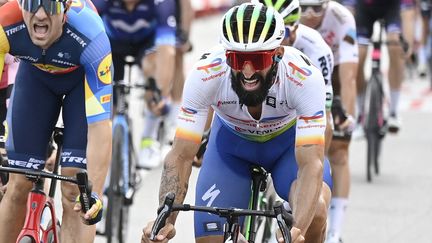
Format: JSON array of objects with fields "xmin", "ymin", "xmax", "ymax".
[
  {"xmin": 298, "ymin": 111, "xmax": 325, "ymax": 124},
  {"xmin": 288, "ymin": 62, "xmax": 312, "ymax": 83},
  {"xmin": 97, "ymin": 54, "xmax": 112, "ymax": 85},
  {"xmin": 197, "ymin": 58, "xmax": 223, "ymax": 74}
]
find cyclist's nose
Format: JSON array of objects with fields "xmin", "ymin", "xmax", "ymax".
[
  {"xmin": 241, "ymin": 61, "xmax": 256, "ymax": 79},
  {"xmin": 34, "ymin": 6, "xmax": 49, "ymax": 19}
]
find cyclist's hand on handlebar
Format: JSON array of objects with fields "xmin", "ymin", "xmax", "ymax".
[
  {"xmin": 142, "ymin": 220, "xmax": 176, "ymax": 242},
  {"xmin": 276, "ymin": 227, "xmax": 304, "ymax": 243},
  {"xmin": 73, "ymin": 192, "xmax": 103, "ymax": 225}
]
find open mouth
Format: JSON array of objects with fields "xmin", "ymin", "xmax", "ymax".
[
  {"xmin": 33, "ymin": 23, "xmax": 49, "ymax": 38},
  {"xmin": 242, "ymin": 78, "xmax": 260, "ymax": 91}
]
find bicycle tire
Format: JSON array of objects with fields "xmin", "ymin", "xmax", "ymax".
[
  {"xmin": 46, "ymin": 219, "xmax": 61, "ymax": 243},
  {"xmin": 364, "ymin": 74, "xmax": 384, "ymax": 182},
  {"xmin": 106, "ymin": 126, "xmax": 127, "ymax": 243},
  {"xmin": 18, "ymin": 236, "xmax": 36, "ymax": 243}
]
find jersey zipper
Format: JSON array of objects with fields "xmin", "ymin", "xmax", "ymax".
[{"xmin": 41, "ymin": 49, "xmax": 46, "ymax": 64}]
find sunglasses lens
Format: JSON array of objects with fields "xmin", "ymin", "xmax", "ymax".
[
  {"xmin": 226, "ymin": 51, "xmax": 275, "ymax": 71},
  {"xmin": 21, "ymin": 0, "xmax": 64, "ymax": 15},
  {"xmin": 301, "ymin": 5, "xmax": 325, "ymax": 16}
]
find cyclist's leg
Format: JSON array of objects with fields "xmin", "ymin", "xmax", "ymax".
[
  {"xmin": 57, "ymin": 70, "xmax": 100, "ymax": 242},
  {"xmin": 271, "ymin": 133, "xmax": 332, "ymax": 243},
  {"xmin": 385, "ymin": 4, "xmax": 406, "ymax": 128},
  {"xmin": 355, "ymin": 1, "xmax": 376, "ymax": 118},
  {"xmin": 0, "ymin": 62, "xmax": 62, "ymax": 242},
  {"xmin": 194, "ymin": 117, "xmax": 253, "ymax": 243}
]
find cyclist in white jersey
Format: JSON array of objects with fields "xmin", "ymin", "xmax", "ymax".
[
  {"xmin": 255, "ymin": 0, "xmax": 335, "ymax": 154},
  {"xmin": 142, "ymin": 3, "xmax": 332, "ymax": 243},
  {"xmin": 299, "ymin": 1, "xmax": 359, "ymax": 243}
]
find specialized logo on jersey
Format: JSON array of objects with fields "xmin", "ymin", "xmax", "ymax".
[
  {"xmin": 197, "ymin": 58, "xmax": 223, "ymax": 74},
  {"xmin": 97, "ymin": 54, "xmax": 112, "ymax": 85},
  {"xmin": 33, "ymin": 64, "xmax": 78, "ymax": 74},
  {"xmin": 298, "ymin": 110, "xmax": 325, "ymax": 124}
]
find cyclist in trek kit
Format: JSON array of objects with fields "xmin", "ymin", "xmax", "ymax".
[
  {"xmin": 0, "ymin": 0, "xmax": 112, "ymax": 241},
  {"xmin": 299, "ymin": 1, "xmax": 358, "ymax": 242},
  {"xmin": 343, "ymin": 0, "xmax": 415, "ymax": 133},
  {"xmin": 93, "ymin": 0, "xmax": 178, "ymax": 169},
  {"xmin": 257, "ymin": 0, "xmax": 335, "ymax": 157},
  {"xmin": 142, "ymin": 3, "xmax": 332, "ymax": 243}
]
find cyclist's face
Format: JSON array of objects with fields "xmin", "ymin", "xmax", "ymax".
[
  {"xmin": 299, "ymin": 4, "xmax": 327, "ymax": 29},
  {"xmin": 22, "ymin": 6, "xmax": 64, "ymax": 49},
  {"xmin": 229, "ymin": 47, "xmax": 284, "ymax": 106}
]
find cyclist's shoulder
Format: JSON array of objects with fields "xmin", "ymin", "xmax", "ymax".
[
  {"xmin": 295, "ymin": 24, "xmax": 332, "ymax": 53},
  {"xmin": 186, "ymin": 45, "xmax": 228, "ymax": 88},
  {"xmin": 65, "ymin": 0, "xmax": 106, "ymax": 40},
  {"xmin": 324, "ymin": 1, "xmax": 356, "ymax": 27}
]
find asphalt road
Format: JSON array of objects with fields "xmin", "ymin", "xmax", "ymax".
[{"xmin": 94, "ymin": 13, "xmax": 432, "ymax": 243}]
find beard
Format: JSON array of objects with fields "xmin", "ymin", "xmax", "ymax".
[{"xmin": 230, "ymin": 64, "xmax": 277, "ymax": 107}]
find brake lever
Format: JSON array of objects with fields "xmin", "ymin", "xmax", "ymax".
[
  {"xmin": 273, "ymin": 202, "xmax": 293, "ymax": 243},
  {"xmin": 150, "ymin": 192, "xmax": 176, "ymax": 240}
]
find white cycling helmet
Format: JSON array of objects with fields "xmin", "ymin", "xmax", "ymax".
[
  {"xmin": 298, "ymin": 0, "xmax": 329, "ymax": 5},
  {"xmin": 220, "ymin": 2, "xmax": 285, "ymax": 51},
  {"xmin": 252, "ymin": 0, "xmax": 301, "ymax": 25}
]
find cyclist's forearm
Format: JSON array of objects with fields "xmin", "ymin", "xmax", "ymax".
[
  {"xmin": 292, "ymin": 145, "xmax": 323, "ymax": 234},
  {"xmin": 156, "ymin": 45, "xmax": 176, "ymax": 97},
  {"xmin": 338, "ymin": 62, "xmax": 358, "ymax": 115},
  {"xmin": 86, "ymin": 120, "xmax": 112, "ymax": 196},
  {"xmin": 159, "ymin": 149, "xmax": 193, "ymax": 224}
]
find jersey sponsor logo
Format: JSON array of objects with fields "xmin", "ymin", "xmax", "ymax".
[
  {"xmin": 33, "ymin": 63, "xmax": 78, "ymax": 74},
  {"xmin": 288, "ymin": 62, "xmax": 312, "ymax": 84},
  {"xmin": 180, "ymin": 107, "xmax": 197, "ymax": 116},
  {"xmin": 9, "ymin": 158, "xmax": 44, "ymax": 170},
  {"xmin": 5, "ymin": 24, "xmax": 26, "ymax": 36},
  {"xmin": 70, "ymin": 0, "xmax": 85, "ymax": 13},
  {"xmin": 97, "ymin": 54, "xmax": 112, "ymax": 85},
  {"xmin": 298, "ymin": 110, "xmax": 325, "ymax": 124},
  {"xmin": 100, "ymin": 94, "xmax": 111, "ymax": 104},
  {"xmin": 66, "ymin": 28, "xmax": 87, "ymax": 48},
  {"xmin": 201, "ymin": 70, "xmax": 226, "ymax": 82},
  {"xmin": 197, "ymin": 58, "xmax": 223, "ymax": 74},
  {"xmin": 52, "ymin": 59, "xmax": 76, "ymax": 67},
  {"xmin": 266, "ymin": 96, "xmax": 276, "ymax": 108},
  {"xmin": 217, "ymin": 100, "xmax": 237, "ymax": 107},
  {"xmin": 200, "ymin": 53, "xmax": 210, "ymax": 60},
  {"xmin": 318, "ymin": 56, "xmax": 329, "ymax": 84},
  {"xmin": 323, "ymin": 31, "xmax": 336, "ymax": 46},
  {"xmin": 167, "ymin": 15, "xmax": 176, "ymax": 28},
  {"xmin": 15, "ymin": 55, "xmax": 38, "ymax": 62},
  {"xmin": 202, "ymin": 184, "xmax": 220, "ymax": 207}
]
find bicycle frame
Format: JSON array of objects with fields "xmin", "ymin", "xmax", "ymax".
[{"xmin": 0, "ymin": 127, "xmax": 93, "ymax": 243}]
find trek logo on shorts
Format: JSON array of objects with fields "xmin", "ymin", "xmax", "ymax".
[
  {"xmin": 204, "ymin": 222, "xmax": 221, "ymax": 232},
  {"xmin": 9, "ymin": 158, "xmax": 44, "ymax": 170},
  {"xmin": 61, "ymin": 152, "xmax": 87, "ymax": 164}
]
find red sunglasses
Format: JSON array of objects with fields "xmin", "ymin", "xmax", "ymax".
[{"xmin": 225, "ymin": 50, "xmax": 277, "ymax": 71}]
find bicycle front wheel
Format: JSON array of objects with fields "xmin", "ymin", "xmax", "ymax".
[
  {"xmin": 364, "ymin": 74, "xmax": 384, "ymax": 182},
  {"xmin": 106, "ymin": 126, "xmax": 128, "ymax": 243}
]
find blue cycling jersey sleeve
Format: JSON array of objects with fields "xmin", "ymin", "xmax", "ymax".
[{"xmin": 68, "ymin": 0, "xmax": 113, "ymax": 124}]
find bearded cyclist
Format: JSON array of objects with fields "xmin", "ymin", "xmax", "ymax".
[
  {"xmin": 0, "ymin": 0, "xmax": 112, "ymax": 242},
  {"xmin": 141, "ymin": 3, "xmax": 332, "ymax": 243},
  {"xmin": 299, "ymin": 1, "xmax": 358, "ymax": 242}
]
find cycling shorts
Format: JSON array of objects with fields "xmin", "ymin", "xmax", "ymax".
[
  {"xmin": 5, "ymin": 62, "xmax": 87, "ymax": 171},
  {"xmin": 194, "ymin": 116, "xmax": 332, "ymax": 238},
  {"xmin": 355, "ymin": 0, "xmax": 401, "ymax": 45}
]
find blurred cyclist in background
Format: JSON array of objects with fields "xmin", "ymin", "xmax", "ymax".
[
  {"xmin": 299, "ymin": 0, "xmax": 359, "ymax": 242},
  {"xmin": 94, "ymin": 0, "xmax": 178, "ymax": 168}
]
